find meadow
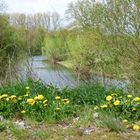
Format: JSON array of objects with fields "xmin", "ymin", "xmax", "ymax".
[
  {"xmin": 0, "ymin": 0, "xmax": 140, "ymax": 139},
  {"xmin": 0, "ymin": 79, "xmax": 140, "ymax": 139}
]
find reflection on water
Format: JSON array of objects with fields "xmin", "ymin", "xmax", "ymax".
[
  {"xmin": 18, "ymin": 56, "xmax": 130, "ymax": 89},
  {"xmin": 19, "ymin": 56, "xmax": 78, "ymax": 88}
]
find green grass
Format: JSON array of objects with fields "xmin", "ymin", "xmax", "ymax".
[
  {"xmin": 0, "ymin": 79, "xmax": 139, "ymax": 136},
  {"xmin": 96, "ymin": 111, "xmax": 127, "ymax": 133},
  {"xmin": 0, "ymin": 118, "xmax": 140, "ymax": 140},
  {"xmin": 57, "ymin": 60, "xmax": 74, "ymax": 69}
]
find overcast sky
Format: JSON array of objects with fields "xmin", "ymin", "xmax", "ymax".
[{"xmin": 5, "ymin": 0, "xmax": 77, "ymax": 17}]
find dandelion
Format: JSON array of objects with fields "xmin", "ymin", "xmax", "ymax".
[
  {"xmin": 25, "ymin": 86, "xmax": 30, "ymax": 90},
  {"xmin": 37, "ymin": 95, "xmax": 44, "ymax": 100},
  {"xmin": 2, "ymin": 94, "xmax": 8, "ymax": 98},
  {"xmin": 44, "ymin": 104, "xmax": 48, "ymax": 107},
  {"xmin": 62, "ymin": 99, "xmax": 70, "ymax": 104},
  {"xmin": 127, "ymin": 95, "xmax": 132, "ymax": 98},
  {"xmin": 34, "ymin": 95, "xmax": 44, "ymax": 100},
  {"xmin": 27, "ymin": 98, "xmax": 35, "ymax": 105},
  {"xmin": 100, "ymin": 104, "xmax": 108, "ymax": 108},
  {"xmin": 43, "ymin": 100, "xmax": 48, "ymax": 104},
  {"xmin": 111, "ymin": 93, "xmax": 117, "ymax": 96},
  {"xmin": 122, "ymin": 119, "xmax": 128, "ymax": 123},
  {"xmin": 133, "ymin": 97, "xmax": 140, "ymax": 101},
  {"xmin": 114, "ymin": 100, "xmax": 120, "ymax": 106},
  {"xmin": 6, "ymin": 98, "xmax": 10, "ymax": 101},
  {"xmin": 55, "ymin": 108, "xmax": 61, "ymax": 111},
  {"xmin": 55, "ymin": 96, "xmax": 61, "ymax": 100},
  {"xmin": 21, "ymin": 110, "xmax": 26, "ymax": 114},
  {"xmin": 34, "ymin": 96, "xmax": 38, "ymax": 100},
  {"xmin": 106, "ymin": 96, "xmax": 113, "ymax": 101},
  {"xmin": 133, "ymin": 125, "xmax": 140, "ymax": 131},
  {"xmin": 11, "ymin": 95, "xmax": 16, "ymax": 99}
]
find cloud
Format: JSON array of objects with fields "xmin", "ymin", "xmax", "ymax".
[{"xmin": 5, "ymin": 0, "xmax": 77, "ymax": 17}]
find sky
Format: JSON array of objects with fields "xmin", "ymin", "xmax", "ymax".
[{"xmin": 5, "ymin": 0, "xmax": 77, "ymax": 17}]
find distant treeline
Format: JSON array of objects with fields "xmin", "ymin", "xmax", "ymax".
[
  {"xmin": 0, "ymin": 11, "xmax": 62, "ymax": 80},
  {"xmin": 42, "ymin": 0, "xmax": 140, "ymax": 94},
  {"xmin": 1, "ymin": 0, "xmax": 140, "ymax": 94}
]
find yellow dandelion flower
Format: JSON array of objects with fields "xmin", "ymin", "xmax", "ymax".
[
  {"xmin": 25, "ymin": 86, "xmax": 30, "ymax": 90},
  {"xmin": 100, "ymin": 104, "xmax": 108, "ymax": 108},
  {"xmin": 133, "ymin": 125, "xmax": 140, "ymax": 131},
  {"xmin": 62, "ymin": 99, "xmax": 70, "ymax": 104},
  {"xmin": 134, "ymin": 97, "xmax": 140, "ymax": 101},
  {"xmin": 44, "ymin": 103, "xmax": 48, "ymax": 107},
  {"xmin": 114, "ymin": 100, "xmax": 120, "ymax": 106},
  {"xmin": 2, "ymin": 94, "xmax": 8, "ymax": 98},
  {"xmin": 34, "ymin": 96, "xmax": 38, "ymax": 100},
  {"xmin": 106, "ymin": 96, "xmax": 113, "ymax": 101},
  {"xmin": 55, "ymin": 108, "xmax": 61, "ymax": 111},
  {"xmin": 34, "ymin": 95, "xmax": 44, "ymax": 100},
  {"xmin": 0, "ymin": 96, "xmax": 2, "ymax": 99},
  {"xmin": 111, "ymin": 93, "xmax": 117, "ymax": 96},
  {"xmin": 55, "ymin": 96, "xmax": 61, "ymax": 100},
  {"xmin": 37, "ymin": 95, "xmax": 44, "ymax": 100},
  {"xmin": 27, "ymin": 98, "xmax": 35, "ymax": 105},
  {"xmin": 11, "ymin": 95, "xmax": 16, "ymax": 99},
  {"xmin": 122, "ymin": 119, "xmax": 128, "ymax": 123},
  {"xmin": 127, "ymin": 95, "xmax": 132, "ymax": 98},
  {"xmin": 21, "ymin": 110, "xmax": 26, "ymax": 114},
  {"xmin": 6, "ymin": 98, "xmax": 10, "ymax": 101},
  {"xmin": 43, "ymin": 100, "xmax": 48, "ymax": 104}
]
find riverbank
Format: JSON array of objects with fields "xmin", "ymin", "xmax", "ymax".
[
  {"xmin": 1, "ymin": 118, "xmax": 139, "ymax": 140},
  {"xmin": 57, "ymin": 60, "xmax": 74, "ymax": 69},
  {"xmin": 0, "ymin": 79, "xmax": 140, "ymax": 139},
  {"xmin": 57, "ymin": 60, "xmax": 127, "ymax": 80}
]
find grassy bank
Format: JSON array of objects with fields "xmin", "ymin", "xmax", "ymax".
[
  {"xmin": 57, "ymin": 61, "xmax": 74, "ymax": 69},
  {"xmin": 0, "ymin": 79, "xmax": 140, "ymax": 139},
  {"xmin": 0, "ymin": 118, "xmax": 140, "ymax": 140}
]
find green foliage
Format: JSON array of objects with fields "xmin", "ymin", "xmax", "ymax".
[
  {"xmin": 0, "ymin": 80, "xmax": 73, "ymax": 121},
  {"xmin": 66, "ymin": 0, "xmax": 140, "ymax": 92},
  {"xmin": 33, "ymin": 130, "xmax": 50, "ymax": 139},
  {"xmin": 97, "ymin": 111, "xmax": 126, "ymax": 132},
  {"xmin": 10, "ymin": 124, "xmax": 30, "ymax": 140},
  {"xmin": 0, "ymin": 122, "xmax": 6, "ymax": 132},
  {"xmin": 43, "ymin": 30, "xmax": 69, "ymax": 62},
  {"xmin": 60, "ymin": 84, "xmax": 109, "ymax": 105},
  {"xmin": 97, "ymin": 93, "xmax": 140, "ymax": 123},
  {"xmin": 0, "ymin": 80, "xmax": 140, "ymax": 131},
  {"xmin": 29, "ymin": 27, "xmax": 46, "ymax": 55}
]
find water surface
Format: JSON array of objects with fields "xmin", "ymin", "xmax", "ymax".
[{"xmin": 18, "ymin": 56, "xmax": 129, "ymax": 89}]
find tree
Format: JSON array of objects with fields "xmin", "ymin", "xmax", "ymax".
[{"xmin": 67, "ymin": 0, "xmax": 140, "ymax": 93}]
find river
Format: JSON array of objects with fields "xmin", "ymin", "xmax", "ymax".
[{"xmin": 17, "ymin": 56, "xmax": 129, "ymax": 89}]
